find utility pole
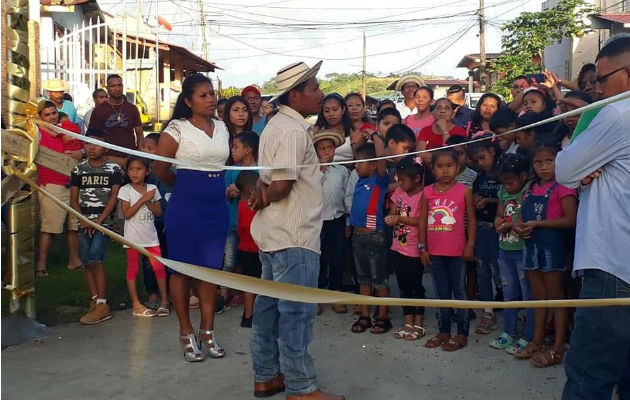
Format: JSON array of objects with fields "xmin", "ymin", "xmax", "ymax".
[
  {"xmin": 154, "ymin": 0, "xmax": 160, "ymax": 125},
  {"xmin": 361, "ymin": 30, "xmax": 367, "ymax": 99},
  {"xmin": 199, "ymin": 0, "xmax": 208, "ymax": 59},
  {"xmin": 478, "ymin": 0, "xmax": 487, "ymax": 93},
  {"xmin": 136, "ymin": 0, "xmax": 140, "ymax": 91}
]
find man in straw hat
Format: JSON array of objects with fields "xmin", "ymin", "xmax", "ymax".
[
  {"xmin": 395, "ymin": 74, "xmax": 424, "ymax": 119},
  {"xmin": 43, "ymin": 78, "xmax": 79, "ymax": 124},
  {"xmin": 248, "ymin": 61, "xmax": 345, "ymax": 400}
]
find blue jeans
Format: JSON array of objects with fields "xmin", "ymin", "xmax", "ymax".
[
  {"xmin": 562, "ymin": 269, "xmax": 630, "ymax": 400},
  {"xmin": 79, "ymin": 229, "xmax": 110, "ymax": 264},
  {"xmin": 250, "ymin": 248, "xmax": 319, "ymax": 396},
  {"xmin": 430, "ymin": 256, "xmax": 469, "ymax": 336},
  {"xmin": 498, "ymin": 249, "xmax": 533, "ymax": 339},
  {"xmin": 475, "ymin": 224, "xmax": 501, "ymax": 302},
  {"xmin": 222, "ymin": 229, "xmax": 239, "ymax": 273},
  {"xmin": 319, "ymin": 217, "xmax": 345, "ymax": 291},
  {"xmin": 143, "ymin": 220, "xmax": 167, "ymax": 295}
]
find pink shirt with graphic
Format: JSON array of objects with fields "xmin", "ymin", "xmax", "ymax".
[
  {"xmin": 525, "ymin": 181, "xmax": 576, "ymax": 220},
  {"xmin": 390, "ymin": 187, "xmax": 422, "ymax": 258},
  {"xmin": 423, "ymin": 183, "xmax": 467, "ymax": 257}
]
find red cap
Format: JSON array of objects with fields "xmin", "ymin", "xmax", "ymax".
[{"xmin": 241, "ymin": 85, "xmax": 261, "ymax": 97}]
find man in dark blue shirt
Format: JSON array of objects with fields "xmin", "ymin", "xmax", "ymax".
[{"xmin": 446, "ymin": 85, "xmax": 474, "ymax": 130}]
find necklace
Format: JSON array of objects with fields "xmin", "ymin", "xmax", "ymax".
[
  {"xmin": 109, "ymin": 101, "xmax": 124, "ymax": 122},
  {"xmin": 434, "ymin": 183, "xmax": 454, "ymax": 193},
  {"xmin": 189, "ymin": 117, "xmax": 214, "ymax": 138}
]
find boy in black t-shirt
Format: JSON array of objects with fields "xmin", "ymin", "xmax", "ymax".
[{"xmin": 70, "ymin": 128, "xmax": 123, "ymax": 325}]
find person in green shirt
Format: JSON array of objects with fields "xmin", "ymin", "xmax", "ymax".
[{"xmin": 489, "ymin": 153, "xmax": 534, "ymax": 354}]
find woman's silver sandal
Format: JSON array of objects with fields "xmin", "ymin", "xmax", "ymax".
[
  {"xmin": 199, "ymin": 329, "xmax": 225, "ymax": 358},
  {"xmin": 179, "ymin": 332, "xmax": 206, "ymax": 362}
]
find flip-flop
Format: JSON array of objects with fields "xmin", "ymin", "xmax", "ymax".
[
  {"xmin": 36, "ymin": 269, "xmax": 49, "ymax": 277},
  {"xmin": 67, "ymin": 264, "xmax": 85, "ymax": 270},
  {"xmin": 156, "ymin": 306, "xmax": 170, "ymax": 317},
  {"xmin": 189, "ymin": 296, "xmax": 200, "ymax": 309},
  {"xmin": 132, "ymin": 307, "xmax": 157, "ymax": 317},
  {"xmin": 442, "ymin": 338, "xmax": 468, "ymax": 352}
]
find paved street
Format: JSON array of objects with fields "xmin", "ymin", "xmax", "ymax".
[{"xmin": 2, "ymin": 300, "xmax": 565, "ymax": 400}]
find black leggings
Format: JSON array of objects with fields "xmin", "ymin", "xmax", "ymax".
[{"xmin": 391, "ymin": 251, "xmax": 425, "ymax": 316}]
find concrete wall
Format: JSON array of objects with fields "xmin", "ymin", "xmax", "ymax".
[{"xmin": 542, "ymin": 0, "xmax": 625, "ymax": 80}]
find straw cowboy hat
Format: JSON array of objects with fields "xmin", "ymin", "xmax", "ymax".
[
  {"xmin": 270, "ymin": 60, "xmax": 323, "ymax": 102},
  {"xmin": 312, "ymin": 129, "xmax": 344, "ymax": 148},
  {"xmin": 394, "ymin": 74, "xmax": 424, "ymax": 91},
  {"xmin": 42, "ymin": 78, "xmax": 69, "ymax": 92}
]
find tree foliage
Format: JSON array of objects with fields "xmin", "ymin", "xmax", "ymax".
[
  {"xmin": 220, "ymin": 86, "xmax": 240, "ymax": 98},
  {"xmin": 490, "ymin": 0, "xmax": 598, "ymax": 98}
]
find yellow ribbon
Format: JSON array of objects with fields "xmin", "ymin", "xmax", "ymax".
[{"xmin": 10, "ymin": 169, "xmax": 630, "ymax": 310}]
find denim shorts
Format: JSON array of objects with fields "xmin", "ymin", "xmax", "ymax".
[
  {"xmin": 79, "ymin": 229, "xmax": 110, "ymax": 264},
  {"xmin": 522, "ymin": 243, "xmax": 567, "ymax": 272},
  {"xmin": 352, "ymin": 231, "xmax": 388, "ymax": 289},
  {"xmin": 222, "ymin": 230, "xmax": 239, "ymax": 272}
]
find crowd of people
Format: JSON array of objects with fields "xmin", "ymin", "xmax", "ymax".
[{"xmin": 30, "ymin": 34, "xmax": 630, "ymax": 400}]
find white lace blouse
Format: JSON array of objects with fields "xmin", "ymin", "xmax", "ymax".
[{"xmin": 163, "ymin": 118, "xmax": 230, "ymax": 171}]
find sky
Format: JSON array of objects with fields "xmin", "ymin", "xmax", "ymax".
[{"xmin": 98, "ymin": 0, "xmax": 544, "ymax": 89}]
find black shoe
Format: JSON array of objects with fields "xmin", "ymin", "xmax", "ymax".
[
  {"xmin": 241, "ymin": 314, "xmax": 253, "ymax": 328},
  {"xmin": 215, "ymin": 297, "xmax": 226, "ymax": 314}
]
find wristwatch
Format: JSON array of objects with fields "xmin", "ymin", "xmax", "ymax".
[{"xmin": 417, "ymin": 242, "xmax": 427, "ymax": 252}]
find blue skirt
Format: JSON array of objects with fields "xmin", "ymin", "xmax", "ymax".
[{"xmin": 166, "ymin": 169, "xmax": 228, "ymax": 272}]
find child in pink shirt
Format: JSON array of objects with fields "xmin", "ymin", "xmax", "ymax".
[
  {"xmin": 419, "ymin": 148, "xmax": 476, "ymax": 352},
  {"xmin": 513, "ymin": 144, "xmax": 577, "ymax": 366},
  {"xmin": 385, "ymin": 156, "xmax": 425, "ymax": 341}
]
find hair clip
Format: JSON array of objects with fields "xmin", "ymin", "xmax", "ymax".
[{"xmin": 413, "ymin": 156, "xmax": 423, "ymax": 166}]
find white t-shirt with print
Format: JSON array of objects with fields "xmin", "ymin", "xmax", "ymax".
[{"xmin": 118, "ymin": 183, "xmax": 162, "ymax": 247}]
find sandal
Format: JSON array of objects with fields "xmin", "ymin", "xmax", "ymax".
[
  {"xmin": 36, "ymin": 269, "xmax": 49, "ymax": 277},
  {"xmin": 179, "ymin": 332, "xmax": 205, "ymax": 362},
  {"xmin": 189, "ymin": 295, "xmax": 200, "ymax": 309},
  {"xmin": 199, "ymin": 329, "xmax": 225, "ymax": 358},
  {"xmin": 475, "ymin": 312, "xmax": 497, "ymax": 335},
  {"xmin": 424, "ymin": 334, "xmax": 449, "ymax": 349},
  {"xmin": 442, "ymin": 336, "xmax": 468, "ymax": 352},
  {"xmin": 489, "ymin": 332, "xmax": 514, "ymax": 350},
  {"xmin": 67, "ymin": 263, "xmax": 84, "ymax": 270},
  {"xmin": 132, "ymin": 306, "xmax": 157, "ymax": 317},
  {"xmin": 370, "ymin": 318, "xmax": 392, "ymax": 334},
  {"xmin": 351, "ymin": 316, "xmax": 372, "ymax": 333},
  {"xmin": 505, "ymin": 338, "xmax": 529, "ymax": 355},
  {"xmin": 393, "ymin": 324, "xmax": 413, "ymax": 339},
  {"xmin": 530, "ymin": 348, "xmax": 564, "ymax": 368},
  {"xmin": 513, "ymin": 342, "xmax": 542, "ymax": 359},
  {"xmin": 405, "ymin": 325, "xmax": 427, "ymax": 341},
  {"xmin": 156, "ymin": 305, "xmax": 170, "ymax": 317}
]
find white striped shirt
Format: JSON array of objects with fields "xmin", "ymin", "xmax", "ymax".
[
  {"xmin": 322, "ymin": 164, "xmax": 349, "ymax": 221},
  {"xmin": 251, "ymin": 105, "xmax": 324, "ymax": 254}
]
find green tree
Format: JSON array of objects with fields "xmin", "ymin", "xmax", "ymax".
[
  {"xmin": 260, "ymin": 78, "xmax": 277, "ymax": 95},
  {"xmin": 220, "ymin": 86, "xmax": 240, "ymax": 98},
  {"xmin": 490, "ymin": 0, "xmax": 598, "ymax": 99}
]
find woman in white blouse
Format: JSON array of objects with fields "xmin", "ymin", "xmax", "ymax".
[{"xmin": 154, "ymin": 74, "xmax": 230, "ymax": 362}]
